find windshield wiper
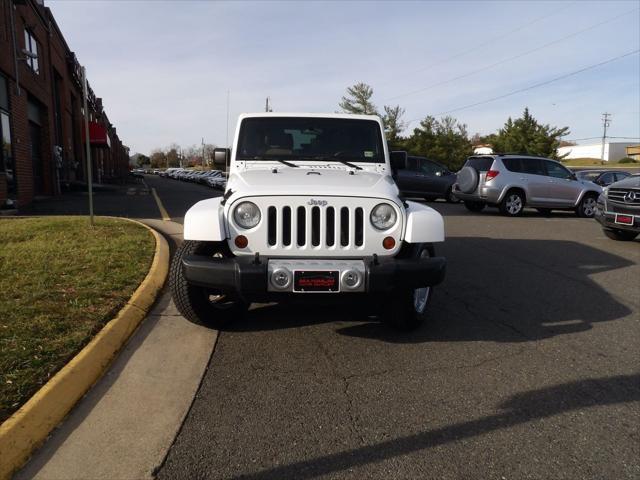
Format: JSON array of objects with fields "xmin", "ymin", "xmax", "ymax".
[{"xmin": 274, "ymin": 159, "xmax": 299, "ymax": 168}]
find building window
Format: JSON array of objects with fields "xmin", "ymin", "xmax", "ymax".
[
  {"xmin": 0, "ymin": 75, "xmax": 15, "ymax": 195},
  {"xmin": 24, "ymin": 29, "xmax": 39, "ymax": 73}
]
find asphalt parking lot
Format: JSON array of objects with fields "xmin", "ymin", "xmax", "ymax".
[
  {"xmin": 24, "ymin": 176, "xmax": 638, "ymax": 479},
  {"xmin": 144, "ymin": 177, "xmax": 640, "ymax": 480}
]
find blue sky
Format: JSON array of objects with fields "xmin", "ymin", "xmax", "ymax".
[{"xmin": 49, "ymin": 0, "xmax": 640, "ymax": 155}]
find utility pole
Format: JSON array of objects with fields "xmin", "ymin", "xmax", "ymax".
[
  {"xmin": 265, "ymin": 96, "xmax": 272, "ymax": 112},
  {"xmin": 202, "ymin": 137, "xmax": 206, "ymax": 167},
  {"xmin": 82, "ymin": 66, "xmax": 94, "ymax": 226},
  {"xmin": 600, "ymin": 113, "xmax": 611, "ymax": 162}
]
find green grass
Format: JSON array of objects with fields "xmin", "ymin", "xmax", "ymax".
[
  {"xmin": 0, "ymin": 217, "xmax": 155, "ymax": 422},
  {"xmin": 561, "ymin": 157, "xmax": 639, "ymax": 166}
]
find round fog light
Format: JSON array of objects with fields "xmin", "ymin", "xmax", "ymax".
[
  {"xmin": 271, "ymin": 268, "xmax": 291, "ymax": 289},
  {"xmin": 341, "ymin": 269, "xmax": 361, "ymax": 289}
]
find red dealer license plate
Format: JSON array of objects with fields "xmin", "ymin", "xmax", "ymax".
[
  {"xmin": 294, "ymin": 271, "xmax": 340, "ymax": 292},
  {"xmin": 615, "ymin": 214, "xmax": 634, "ymax": 226}
]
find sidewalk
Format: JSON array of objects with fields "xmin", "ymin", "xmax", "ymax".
[
  {"xmin": 15, "ymin": 220, "xmax": 217, "ymax": 479},
  {"xmin": 23, "ymin": 180, "xmax": 157, "ymax": 219}
]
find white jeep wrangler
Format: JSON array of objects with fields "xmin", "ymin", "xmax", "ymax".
[{"xmin": 170, "ymin": 113, "xmax": 446, "ymax": 330}]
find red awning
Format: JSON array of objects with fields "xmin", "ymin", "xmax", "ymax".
[{"xmin": 83, "ymin": 121, "xmax": 111, "ymax": 148}]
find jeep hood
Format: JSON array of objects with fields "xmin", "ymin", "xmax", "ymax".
[{"xmin": 226, "ymin": 167, "xmax": 399, "ymax": 198}]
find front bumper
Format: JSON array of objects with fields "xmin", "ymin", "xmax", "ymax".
[
  {"xmin": 182, "ymin": 254, "xmax": 446, "ymax": 301},
  {"xmin": 595, "ymin": 198, "xmax": 640, "ymax": 233}
]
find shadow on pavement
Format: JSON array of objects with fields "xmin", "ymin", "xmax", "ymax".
[
  {"xmin": 230, "ymin": 373, "xmax": 640, "ymax": 480},
  {"xmin": 233, "ymin": 237, "xmax": 634, "ymax": 344}
]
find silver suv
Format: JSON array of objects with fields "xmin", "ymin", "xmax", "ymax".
[{"xmin": 453, "ymin": 155, "xmax": 602, "ymax": 217}]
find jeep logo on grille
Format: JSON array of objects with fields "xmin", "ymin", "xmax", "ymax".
[{"xmin": 307, "ymin": 199, "xmax": 328, "ymax": 207}]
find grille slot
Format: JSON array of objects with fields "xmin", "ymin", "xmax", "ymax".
[
  {"xmin": 355, "ymin": 207, "xmax": 364, "ymax": 246},
  {"xmin": 311, "ymin": 207, "xmax": 321, "ymax": 246},
  {"xmin": 267, "ymin": 207, "xmax": 277, "ymax": 246},
  {"xmin": 340, "ymin": 207, "xmax": 349, "ymax": 246},
  {"xmin": 297, "ymin": 206, "xmax": 306, "ymax": 246},
  {"xmin": 326, "ymin": 207, "xmax": 335, "ymax": 246},
  {"xmin": 282, "ymin": 207, "xmax": 291, "ymax": 246}
]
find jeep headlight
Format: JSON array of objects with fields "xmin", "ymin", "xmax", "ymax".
[
  {"xmin": 233, "ymin": 201, "xmax": 261, "ymax": 229},
  {"xmin": 370, "ymin": 203, "xmax": 397, "ymax": 230}
]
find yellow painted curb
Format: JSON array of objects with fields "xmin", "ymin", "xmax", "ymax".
[{"xmin": 0, "ymin": 217, "xmax": 170, "ymax": 480}]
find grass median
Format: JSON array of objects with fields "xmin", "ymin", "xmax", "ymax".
[
  {"xmin": 562, "ymin": 158, "xmax": 639, "ymax": 167},
  {"xmin": 0, "ymin": 217, "xmax": 155, "ymax": 423}
]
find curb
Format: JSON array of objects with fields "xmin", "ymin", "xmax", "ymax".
[{"xmin": 0, "ymin": 217, "xmax": 170, "ymax": 480}]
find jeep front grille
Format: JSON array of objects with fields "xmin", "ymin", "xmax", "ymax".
[
  {"xmin": 227, "ymin": 196, "xmax": 403, "ymax": 257},
  {"xmin": 608, "ymin": 188, "xmax": 640, "ymax": 206},
  {"xmin": 267, "ymin": 205, "xmax": 365, "ymax": 248}
]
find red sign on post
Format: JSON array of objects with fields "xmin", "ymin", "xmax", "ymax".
[{"xmin": 82, "ymin": 121, "xmax": 111, "ymax": 148}]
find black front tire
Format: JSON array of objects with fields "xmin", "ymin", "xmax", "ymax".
[
  {"xmin": 169, "ymin": 240, "xmax": 247, "ymax": 328},
  {"xmin": 380, "ymin": 244, "xmax": 434, "ymax": 331},
  {"xmin": 464, "ymin": 201, "xmax": 486, "ymax": 212},
  {"xmin": 499, "ymin": 190, "xmax": 525, "ymax": 216},
  {"xmin": 576, "ymin": 194, "xmax": 598, "ymax": 218},
  {"xmin": 603, "ymin": 229, "xmax": 638, "ymax": 241}
]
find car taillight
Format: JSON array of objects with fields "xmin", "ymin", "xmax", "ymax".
[{"xmin": 486, "ymin": 170, "xmax": 499, "ymax": 181}]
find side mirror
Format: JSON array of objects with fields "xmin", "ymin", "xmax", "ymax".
[
  {"xmin": 390, "ymin": 151, "xmax": 407, "ymax": 171},
  {"xmin": 213, "ymin": 148, "xmax": 230, "ymax": 167}
]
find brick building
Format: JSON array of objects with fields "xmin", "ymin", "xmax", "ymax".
[{"xmin": 0, "ymin": 0, "xmax": 130, "ymax": 210}]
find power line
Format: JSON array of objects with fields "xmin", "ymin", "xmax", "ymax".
[
  {"xmin": 565, "ymin": 136, "xmax": 640, "ymax": 141},
  {"xmin": 377, "ymin": 2, "xmax": 575, "ymax": 88},
  {"xmin": 405, "ymin": 49, "xmax": 639, "ymax": 122},
  {"xmin": 383, "ymin": 7, "xmax": 638, "ymax": 103}
]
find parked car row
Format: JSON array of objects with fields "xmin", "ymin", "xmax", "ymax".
[
  {"xmin": 158, "ymin": 167, "xmax": 227, "ymax": 189},
  {"xmin": 391, "ymin": 152, "xmax": 637, "ymax": 241}
]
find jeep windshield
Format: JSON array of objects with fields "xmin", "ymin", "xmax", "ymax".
[{"xmin": 236, "ymin": 117, "xmax": 385, "ymax": 164}]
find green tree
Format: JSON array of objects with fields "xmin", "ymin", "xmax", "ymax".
[
  {"xmin": 382, "ymin": 105, "xmax": 406, "ymax": 145},
  {"xmin": 339, "ymin": 82, "xmax": 377, "ymax": 115},
  {"xmin": 403, "ymin": 115, "xmax": 473, "ymax": 170},
  {"xmin": 339, "ymin": 83, "xmax": 410, "ymax": 142},
  {"xmin": 487, "ymin": 108, "xmax": 569, "ymax": 159}
]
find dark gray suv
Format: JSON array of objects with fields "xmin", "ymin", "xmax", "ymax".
[
  {"xmin": 595, "ymin": 174, "xmax": 639, "ymax": 241},
  {"xmin": 453, "ymin": 155, "xmax": 602, "ymax": 217}
]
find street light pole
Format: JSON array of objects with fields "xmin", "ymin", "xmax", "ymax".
[{"xmin": 82, "ymin": 66, "xmax": 94, "ymax": 226}]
